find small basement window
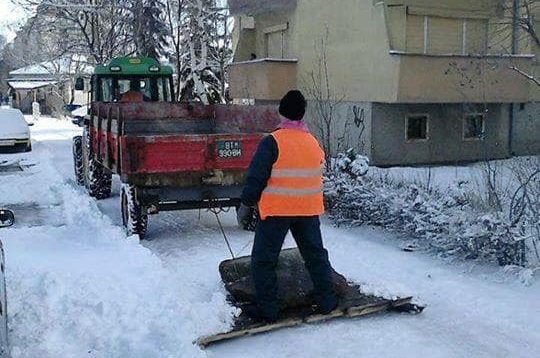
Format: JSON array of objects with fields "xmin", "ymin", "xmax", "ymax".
[
  {"xmin": 406, "ymin": 114, "xmax": 429, "ymax": 142},
  {"xmin": 463, "ymin": 113, "xmax": 485, "ymax": 140}
]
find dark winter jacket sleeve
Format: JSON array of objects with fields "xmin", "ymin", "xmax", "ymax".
[{"xmin": 241, "ymin": 135, "xmax": 278, "ymax": 207}]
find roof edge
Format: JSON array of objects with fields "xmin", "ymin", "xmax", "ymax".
[{"xmin": 229, "ymin": 0, "xmax": 297, "ymax": 15}]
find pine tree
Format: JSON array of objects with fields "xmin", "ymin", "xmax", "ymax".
[
  {"xmin": 130, "ymin": 0, "xmax": 168, "ymax": 59},
  {"xmin": 178, "ymin": 0, "xmax": 231, "ymax": 104}
]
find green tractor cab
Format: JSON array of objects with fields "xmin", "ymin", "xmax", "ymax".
[{"xmin": 76, "ymin": 57, "xmax": 175, "ymax": 103}]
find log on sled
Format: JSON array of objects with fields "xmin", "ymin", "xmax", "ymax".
[{"xmin": 198, "ymin": 248, "xmax": 424, "ymax": 347}]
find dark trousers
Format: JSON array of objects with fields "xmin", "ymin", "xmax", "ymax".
[{"xmin": 251, "ymin": 216, "xmax": 337, "ymax": 319}]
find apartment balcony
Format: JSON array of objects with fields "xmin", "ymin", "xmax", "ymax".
[
  {"xmin": 393, "ymin": 52, "xmax": 535, "ymax": 103},
  {"xmin": 229, "ymin": 0, "xmax": 297, "ymax": 15},
  {"xmin": 228, "ymin": 59, "xmax": 298, "ymax": 101}
]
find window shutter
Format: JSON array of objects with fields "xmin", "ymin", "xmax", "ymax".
[
  {"xmin": 466, "ymin": 19, "xmax": 488, "ymax": 54},
  {"xmin": 267, "ymin": 32, "xmax": 282, "ymax": 58},
  {"xmin": 406, "ymin": 15, "xmax": 425, "ymax": 53},
  {"xmin": 428, "ymin": 17, "xmax": 463, "ymax": 54}
]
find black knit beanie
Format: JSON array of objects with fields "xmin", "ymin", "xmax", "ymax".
[{"xmin": 279, "ymin": 90, "xmax": 307, "ymax": 121}]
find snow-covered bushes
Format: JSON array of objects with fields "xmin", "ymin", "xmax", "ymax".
[{"xmin": 325, "ymin": 152, "xmax": 538, "ymax": 267}]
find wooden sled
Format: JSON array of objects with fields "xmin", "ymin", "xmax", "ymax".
[{"xmin": 198, "ymin": 248, "xmax": 425, "ymax": 348}]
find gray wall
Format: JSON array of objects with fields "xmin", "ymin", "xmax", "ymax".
[
  {"xmin": 512, "ymin": 102, "xmax": 540, "ymax": 156},
  {"xmin": 305, "ymin": 101, "xmax": 373, "ymax": 158},
  {"xmin": 370, "ymin": 103, "xmax": 510, "ymax": 166}
]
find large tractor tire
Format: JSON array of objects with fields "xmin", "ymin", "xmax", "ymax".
[
  {"xmin": 72, "ymin": 136, "xmax": 84, "ymax": 186},
  {"xmin": 121, "ymin": 184, "xmax": 148, "ymax": 238},
  {"xmin": 82, "ymin": 128, "xmax": 112, "ymax": 199},
  {"xmin": 86, "ymin": 158, "xmax": 112, "ymax": 199}
]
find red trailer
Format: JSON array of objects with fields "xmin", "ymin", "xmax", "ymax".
[{"xmin": 72, "ymin": 57, "xmax": 280, "ymax": 237}]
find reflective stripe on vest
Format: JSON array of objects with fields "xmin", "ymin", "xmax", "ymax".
[
  {"xmin": 258, "ymin": 128, "xmax": 325, "ymax": 220},
  {"xmin": 270, "ymin": 168, "xmax": 324, "ymax": 178},
  {"xmin": 262, "ymin": 186, "xmax": 323, "ymax": 196}
]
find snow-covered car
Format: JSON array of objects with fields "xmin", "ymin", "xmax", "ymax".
[
  {"xmin": 70, "ymin": 105, "xmax": 88, "ymax": 126},
  {"xmin": 0, "ymin": 109, "xmax": 32, "ymax": 152}
]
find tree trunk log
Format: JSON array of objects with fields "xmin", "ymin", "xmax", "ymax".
[{"xmin": 219, "ymin": 248, "xmax": 351, "ymax": 309}]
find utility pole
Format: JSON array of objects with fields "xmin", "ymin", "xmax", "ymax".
[
  {"xmin": 511, "ymin": 0, "xmax": 520, "ymax": 54},
  {"xmin": 509, "ymin": 0, "xmax": 520, "ymax": 156}
]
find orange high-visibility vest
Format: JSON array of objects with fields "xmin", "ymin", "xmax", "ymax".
[{"xmin": 258, "ymin": 128, "xmax": 325, "ymax": 220}]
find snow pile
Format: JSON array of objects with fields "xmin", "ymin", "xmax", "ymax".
[
  {"xmin": 2, "ymin": 144, "xmax": 234, "ymax": 357},
  {"xmin": 325, "ymin": 153, "xmax": 539, "ymax": 268}
]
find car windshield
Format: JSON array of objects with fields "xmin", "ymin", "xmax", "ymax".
[
  {"xmin": 0, "ymin": 109, "xmax": 29, "ymax": 136},
  {"xmin": 96, "ymin": 76, "xmax": 172, "ymax": 102}
]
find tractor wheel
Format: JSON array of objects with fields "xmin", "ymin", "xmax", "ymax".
[
  {"xmin": 237, "ymin": 206, "xmax": 259, "ymax": 232},
  {"xmin": 72, "ymin": 136, "xmax": 84, "ymax": 186},
  {"xmin": 82, "ymin": 128, "xmax": 112, "ymax": 199},
  {"xmin": 86, "ymin": 158, "xmax": 112, "ymax": 199},
  {"xmin": 121, "ymin": 184, "xmax": 148, "ymax": 239}
]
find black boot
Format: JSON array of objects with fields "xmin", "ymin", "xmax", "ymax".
[
  {"xmin": 242, "ymin": 304, "xmax": 278, "ymax": 324},
  {"xmin": 317, "ymin": 298, "xmax": 339, "ymax": 315}
]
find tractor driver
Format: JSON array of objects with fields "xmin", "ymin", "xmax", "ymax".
[
  {"xmin": 237, "ymin": 90, "xmax": 338, "ymax": 323},
  {"xmin": 120, "ymin": 79, "xmax": 145, "ymax": 103}
]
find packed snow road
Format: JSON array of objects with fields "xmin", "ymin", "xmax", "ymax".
[{"xmin": 0, "ymin": 117, "xmax": 538, "ymax": 358}]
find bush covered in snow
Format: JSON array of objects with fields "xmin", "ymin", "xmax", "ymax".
[{"xmin": 325, "ymin": 152, "xmax": 539, "ymax": 267}]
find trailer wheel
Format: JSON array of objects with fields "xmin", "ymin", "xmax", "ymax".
[
  {"xmin": 72, "ymin": 136, "xmax": 84, "ymax": 185},
  {"xmin": 87, "ymin": 158, "xmax": 112, "ymax": 199},
  {"xmin": 237, "ymin": 206, "xmax": 259, "ymax": 232},
  {"xmin": 121, "ymin": 184, "xmax": 148, "ymax": 239}
]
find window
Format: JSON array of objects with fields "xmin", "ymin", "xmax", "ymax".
[
  {"xmin": 465, "ymin": 19, "xmax": 488, "ymax": 54},
  {"xmin": 406, "ymin": 14, "xmax": 426, "ymax": 53},
  {"xmin": 463, "ymin": 113, "xmax": 485, "ymax": 140},
  {"xmin": 96, "ymin": 76, "xmax": 172, "ymax": 102},
  {"xmin": 100, "ymin": 78, "xmax": 114, "ymax": 102},
  {"xmin": 406, "ymin": 114, "xmax": 429, "ymax": 142},
  {"xmin": 406, "ymin": 14, "xmax": 488, "ymax": 55},
  {"xmin": 118, "ymin": 79, "xmax": 151, "ymax": 99},
  {"xmin": 157, "ymin": 77, "xmax": 171, "ymax": 102},
  {"xmin": 264, "ymin": 23, "xmax": 289, "ymax": 58},
  {"xmin": 428, "ymin": 16, "xmax": 463, "ymax": 54}
]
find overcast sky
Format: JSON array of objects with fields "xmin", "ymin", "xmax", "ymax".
[{"xmin": 0, "ymin": 0, "xmax": 27, "ymax": 42}]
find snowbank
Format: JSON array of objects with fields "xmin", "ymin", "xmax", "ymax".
[
  {"xmin": 2, "ymin": 136, "xmax": 234, "ymax": 357},
  {"xmin": 326, "ymin": 152, "xmax": 539, "ymax": 269},
  {"xmin": 2, "ymin": 117, "xmax": 539, "ymax": 358}
]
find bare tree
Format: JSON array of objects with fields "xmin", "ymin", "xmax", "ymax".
[
  {"xmin": 303, "ymin": 27, "xmax": 346, "ymax": 168},
  {"xmin": 164, "ymin": 0, "xmax": 188, "ymax": 99},
  {"xmin": 496, "ymin": 0, "xmax": 540, "ymax": 85},
  {"xmin": 14, "ymin": 0, "xmax": 134, "ymax": 64}
]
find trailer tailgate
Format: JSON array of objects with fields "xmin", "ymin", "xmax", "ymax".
[{"xmin": 121, "ymin": 133, "xmax": 264, "ymax": 175}]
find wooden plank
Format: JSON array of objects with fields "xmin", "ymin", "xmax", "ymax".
[
  {"xmin": 197, "ymin": 297, "xmax": 414, "ymax": 348},
  {"xmin": 198, "ymin": 316, "xmax": 304, "ymax": 347}
]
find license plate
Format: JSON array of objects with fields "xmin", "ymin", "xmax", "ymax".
[
  {"xmin": 0, "ymin": 140, "xmax": 15, "ymax": 147},
  {"xmin": 217, "ymin": 140, "xmax": 242, "ymax": 159}
]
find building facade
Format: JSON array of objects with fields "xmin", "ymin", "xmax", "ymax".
[
  {"xmin": 6, "ymin": 58, "xmax": 91, "ymax": 115},
  {"xmin": 228, "ymin": 0, "xmax": 540, "ymax": 166}
]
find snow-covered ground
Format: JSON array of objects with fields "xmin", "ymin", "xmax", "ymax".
[{"xmin": 0, "ymin": 117, "xmax": 539, "ymax": 357}]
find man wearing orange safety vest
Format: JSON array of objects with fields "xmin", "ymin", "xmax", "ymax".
[
  {"xmin": 237, "ymin": 90, "xmax": 338, "ymax": 323},
  {"xmin": 120, "ymin": 80, "xmax": 145, "ymax": 103}
]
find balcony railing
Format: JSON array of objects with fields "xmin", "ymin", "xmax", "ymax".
[
  {"xmin": 392, "ymin": 52, "xmax": 535, "ymax": 103},
  {"xmin": 228, "ymin": 58, "xmax": 298, "ymax": 101}
]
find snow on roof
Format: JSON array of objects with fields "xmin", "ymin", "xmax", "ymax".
[
  {"xmin": 8, "ymin": 81, "xmax": 58, "ymax": 90},
  {"xmin": 9, "ymin": 57, "xmax": 93, "ymax": 77}
]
